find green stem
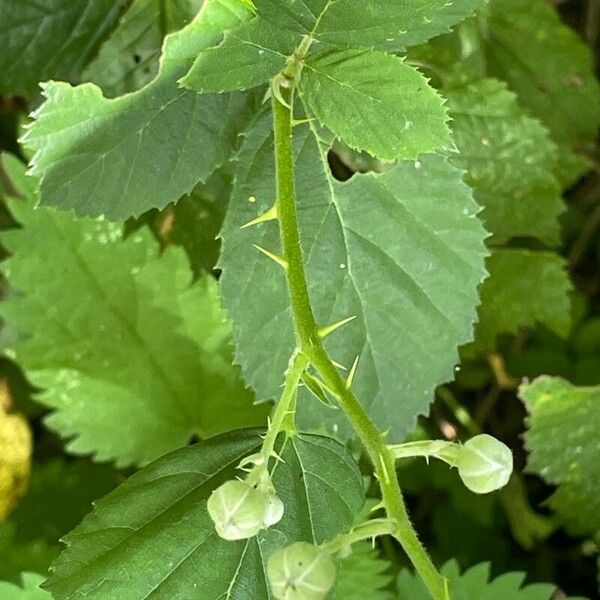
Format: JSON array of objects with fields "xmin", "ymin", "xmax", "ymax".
[
  {"xmin": 323, "ymin": 518, "xmax": 396, "ymax": 555},
  {"xmin": 261, "ymin": 350, "xmax": 308, "ymax": 461},
  {"xmin": 389, "ymin": 440, "xmax": 461, "ymax": 467},
  {"xmin": 271, "ymin": 90, "xmax": 448, "ymax": 600}
]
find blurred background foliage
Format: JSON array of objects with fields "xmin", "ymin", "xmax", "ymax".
[{"xmin": 0, "ymin": 0, "xmax": 599, "ymax": 598}]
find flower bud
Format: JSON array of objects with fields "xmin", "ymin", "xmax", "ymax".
[
  {"xmin": 267, "ymin": 542, "xmax": 337, "ymax": 600},
  {"xmin": 207, "ymin": 479, "xmax": 284, "ymax": 540},
  {"xmin": 457, "ymin": 434, "xmax": 513, "ymax": 494}
]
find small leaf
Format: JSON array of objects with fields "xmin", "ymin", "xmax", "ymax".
[
  {"xmin": 182, "ymin": 17, "xmax": 299, "ymax": 93},
  {"xmin": 44, "ymin": 430, "xmax": 365, "ymax": 599},
  {"xmin": 252, "ymin": 0, "xmax": 487, "ymax": 51},
  {"xmin": 334, "ymin": 542, "xmax": 393, "ymax": 600},
  {"xmin": 300, "ymin": 48, "xmax": 451, "ymax": 161}
]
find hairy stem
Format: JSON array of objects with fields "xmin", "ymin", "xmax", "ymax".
[
  {"xmin": 271, "ymin": 89, "xmax": 448, "ymax": 600},
  {"xmin": 323, "ymin": 518, "xmax": 396, "ymax": 555},
  {"xmin": 261, "ymin": 350, "xmax": 308, "ymax": 459}
]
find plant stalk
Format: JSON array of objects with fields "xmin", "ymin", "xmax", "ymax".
[
  {"xmin": 261, "ymin": 350, "xmax": 308, "ymax": 461},
  {"xmin": 271, "ymin": 89, "xmax": 448, "ymax": 600}
]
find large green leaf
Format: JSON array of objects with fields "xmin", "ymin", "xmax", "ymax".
[
  {"xmin": 484, "ymin": 0, "xmax": 600, "ymax": 152},
  {"xmin": 520, "ymin": 377, "xmax": 600, "ymax": 536},
  {"xmin": 397, "ymin": 561, "xmax": 575, "ymax": 599},
  {"xmin": 0, "ymin": 574, "xmax": 49, "ymax": 600},
  {"xmin": 0, "ymin": 0, "xmax": 127, "ymax": 97},
  {"xmin": 252, "ymin": 0, "xmax": 487, "ymax": 51},
  {"xmin": 220, "ymin": 113, "xmax": 488, "ymax": 440},
  {"xmin": 23, "ymin": 0, "xmax": 260, "ymax": 220},
  {"xmin": 471, "ymin": 249, "xmax": 572, "ymax": 352},
  {"xmin": 83, "ymin": 0, "xmax": 203, "ymax": 97},
  {"xmin": 44, "ymin": 430, "xmax": 365, "ymax": 599},
  {"xmin": 446, "ymin": 78, "xmax": 563, "ymax": 247},
  {"xmin": 182, "ymin": 17, "xmax": 299, "ymax": 93},
  {"xmin": 0, "ymin": 157, "xmax": 266, "ymax": 467},
  {"xmin": 300, "ymin": 48, "xmax": 451, "ymax": 161}
]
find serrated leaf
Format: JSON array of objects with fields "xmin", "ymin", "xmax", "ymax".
[
  {"xmin": 471, "ymin": 249, "xmax": 572, "ymax": 352},
  {"xmin": 300, "ymin": 48, "xmax": 451, "ymax": 161},
  {"xmin": 397, "ymin": 560, "xmax": 568, "ymax": 600},
  {"xmin": 334, "ymin": 542, "xmax": 393, "ymax": 600},
  {"xmin": 0, "ymin": 573, "xmax": 49, "ymax": 599},
  {"xmin": 44, "ymin": 429, "xmax": 365, "ymax": 599},
  {"xmin": 446, "ymin": 78, "xmax": 563, "ymax": 247},
  {"xmin": 23, "ymin": 0, "xmax": 260, "ymax": 220},
  {"xmin": 0, "ymin": 160, "xmax": 267, "ymax": 467},
  {"xmin": 520, "ymin": 376, "xmax": 600, "ymax": 536},
  {"xmin": 182, "ymin": 17, "xmax": 299, "ymax": 93},
  {"xmin": 220, "ymin": 113, "xmax": 488, "ymax": 440},
  {"xmin": 0, "ymin": 0, "xmax": 127, "ymax": 97},
  {"xmin": 485, "ymin": 0, "xmax": 600, "ymax": 152},
  {"xmin": 83, "ymin": 0, "xmax": 203, "ymax": 97},
  {"xmin": 252, "ymin": 0, "xmax": 487, "ymax": 51}
]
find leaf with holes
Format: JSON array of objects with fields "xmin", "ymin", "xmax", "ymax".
[{"xmin": 220, "ymin": 112, "xmax": 488, "ymax": 440}]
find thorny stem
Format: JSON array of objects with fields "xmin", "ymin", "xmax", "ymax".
[
  {"xmin": 271, "ymin": 84, "xmax": 448, "ymax": 600},
  {"xmin": 322, "ymin": 518, "xmax": 397, "ymax": 555},
  {"xmin": 260, "ymin": 350, "xmax": 308, "ymax": 463}
]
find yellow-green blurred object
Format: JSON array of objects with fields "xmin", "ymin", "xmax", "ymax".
[{"xmin": 0, "ymin": 382, "xmax": 32, "ymax": 520}]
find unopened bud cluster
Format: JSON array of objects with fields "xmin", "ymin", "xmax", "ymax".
[
  {"xmin": 267, "ymin": 542, "xmax": 337, "ymax": 600},
  {"xmin": 207, "ymin": 454, "xmax": 283, "ymax": 541}
]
